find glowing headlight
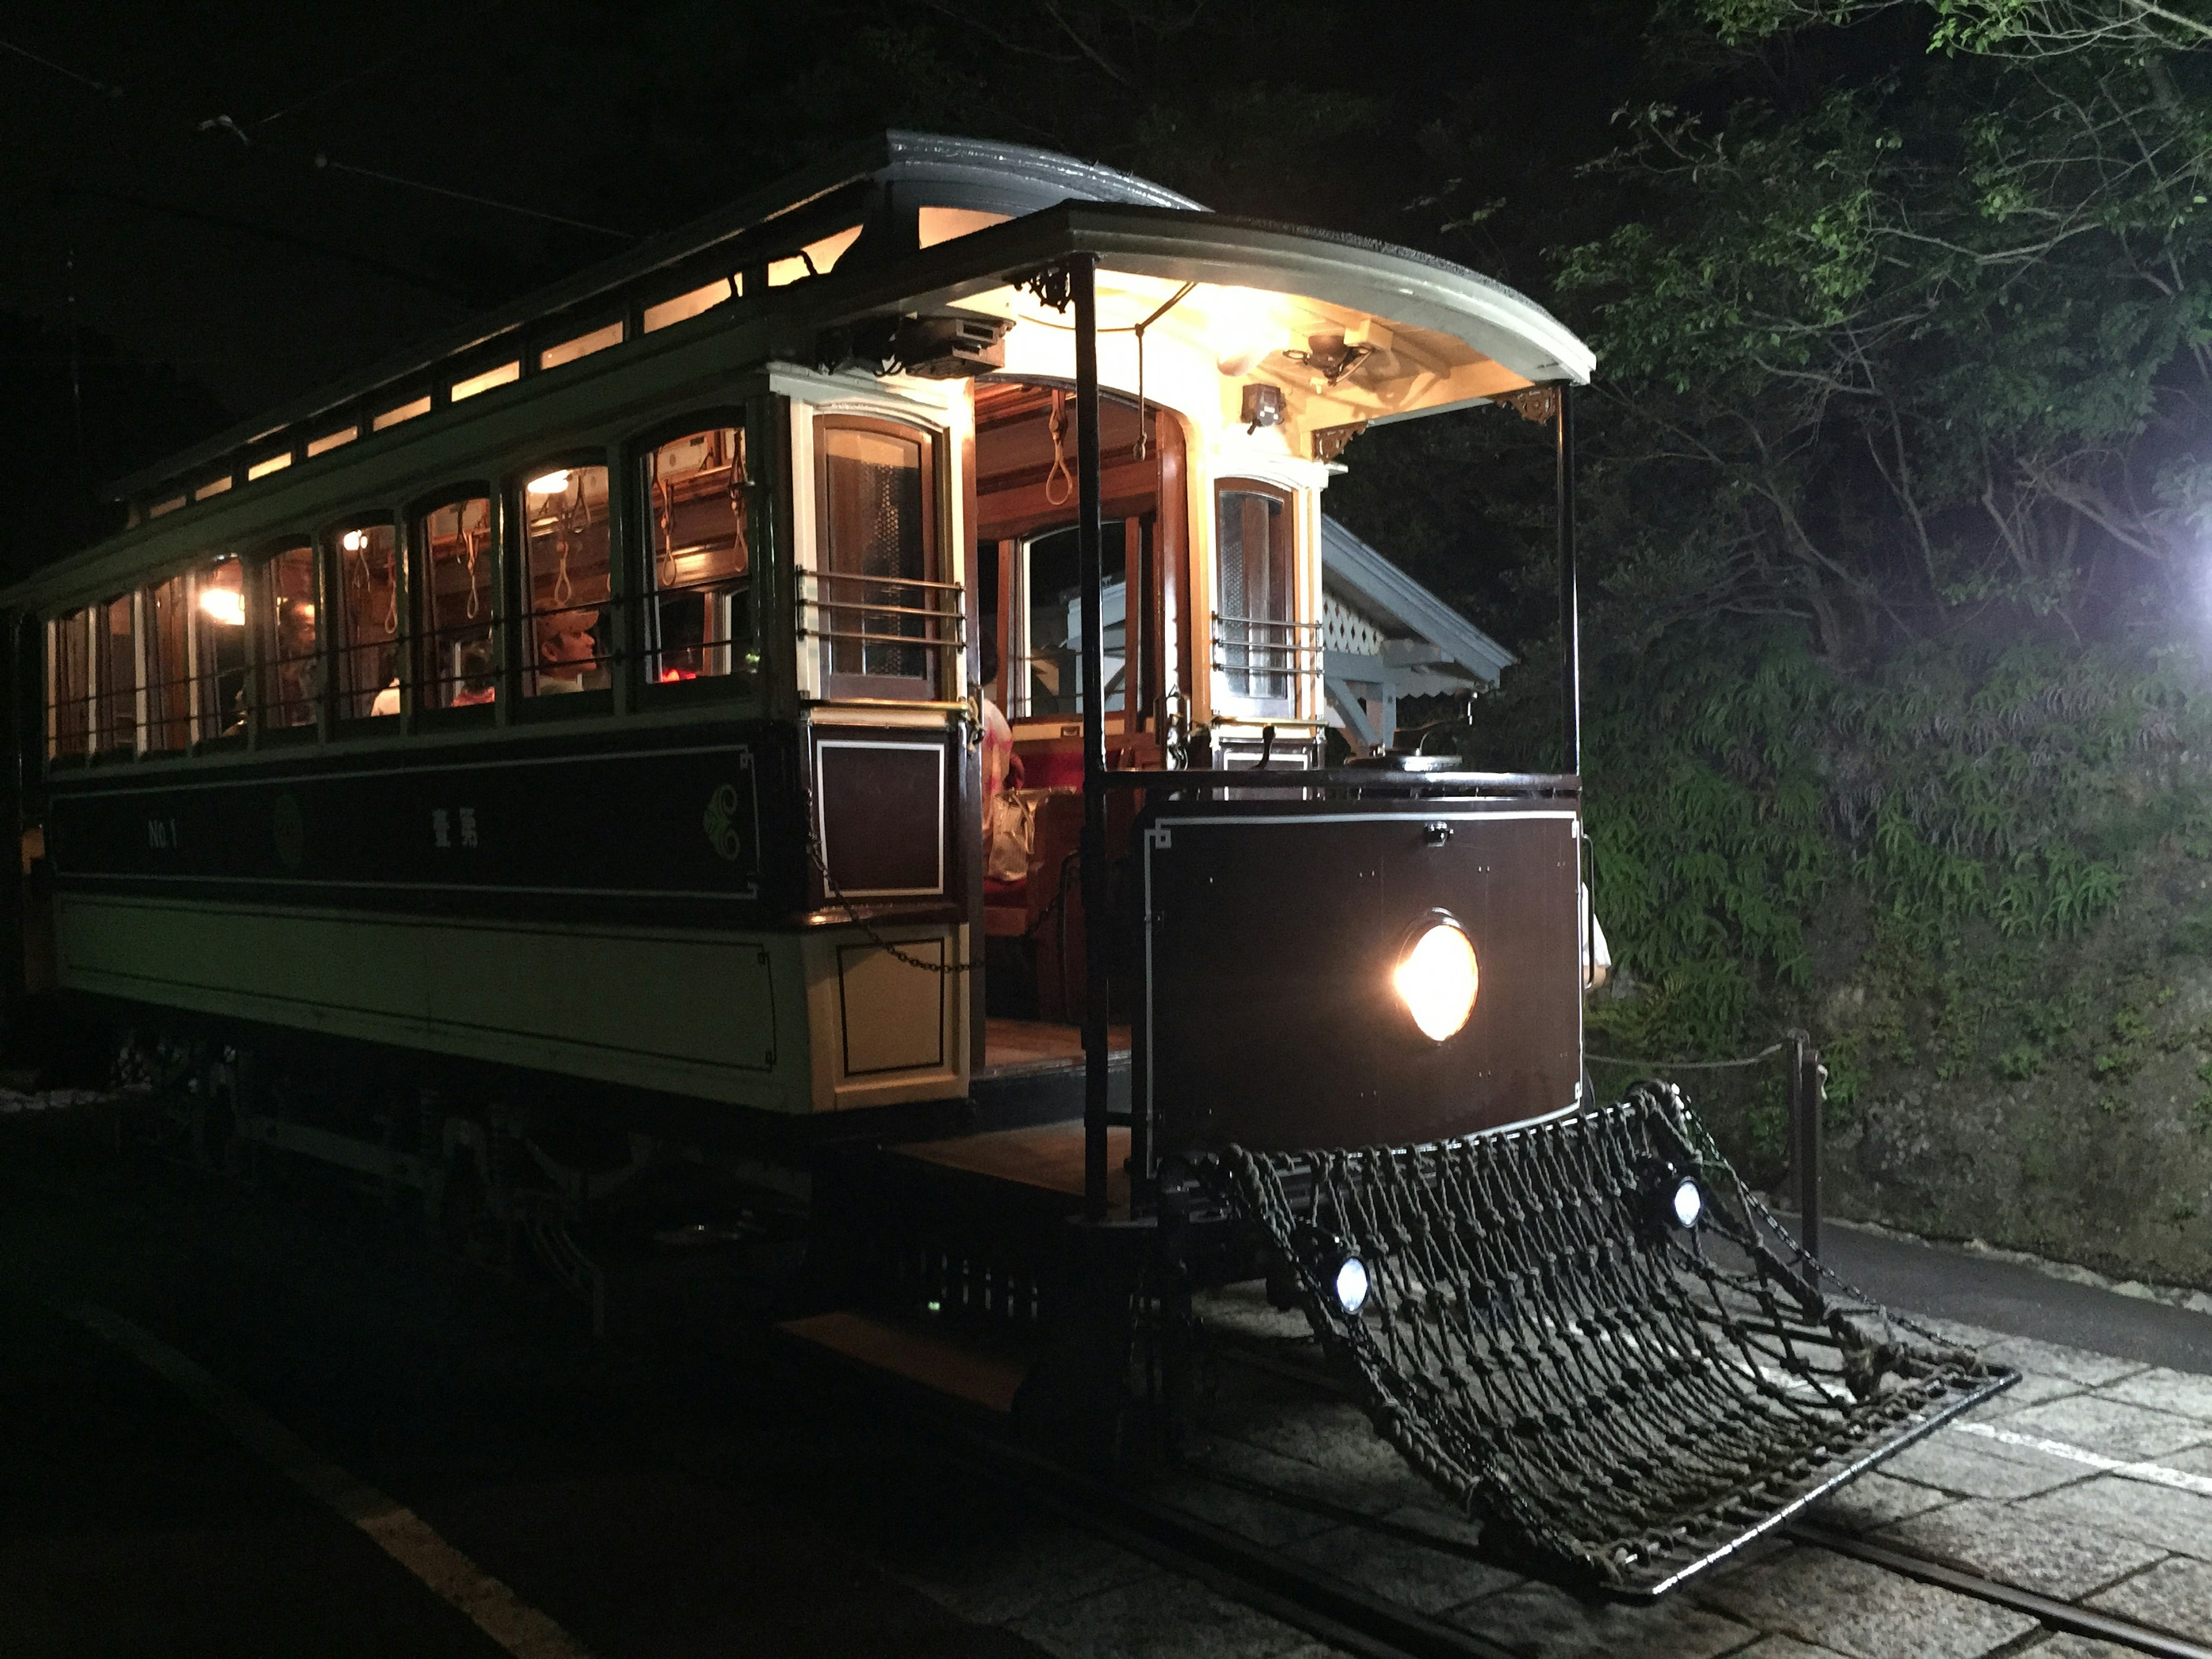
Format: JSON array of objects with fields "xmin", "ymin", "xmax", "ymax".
[
  {"xmin": 1334, "ymin": 1256, "xmax": 1370, "ymax": 1316},
  {"xmin": 1392, "ymin": 916, "xmax": 1479, "ymax": 1043},
  {"xmin": 1671, "ymin": 1177, "xmax": 1703, "ymax": 1230}
]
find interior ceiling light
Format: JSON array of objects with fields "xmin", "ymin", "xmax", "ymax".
[
  {"xmin": 340, "ymin": 529, "xmax": 366, "ymax": 552},
  {"xmin": 1393, "ymin": 914, "xmax": 1479, "ymax": 1042},
  {"xmin": 526, "ymin": 469, "xmax": 570, "ymax": 497},
  {"xmin": 198, "ymin": 587, "xmax": 245, "ymax": 626}
]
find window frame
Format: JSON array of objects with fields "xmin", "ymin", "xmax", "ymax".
[
  {"xmin": 141, "ymin": 567, "xmax": 199, "ymax": 756},
  {"xmin": 810, "ymin": 411, "xmax": 947, "ymax": 706},
  {"xmin": 507, "ymin": 449, "xmax": 618, "ymax": 721},
  {"xmin": 44, "ymin": 608, "xmax": 92, "ymax": 767},
  {"xmin": 249, "ymin": 534, "xmax": 327, "ymax": 744},
  {"xmin": 1209, "ymin": 476, "xmax": 1302, "ymax": 719},
  {"xmin": 323, "ymin": 513, "xmax": 406, "ymax": 730},
  {"xmin": 188, "ymin": 551, "xmax": 252, "ymax": 753},
  {"xmin": 404, "ymin": 482, "xmax": 502, "ymax": 726},
  {"xmin": 89, "ymin": 591, "xmax": 143, "ymax": 761},
  {"xmin": 630, "ymin": 405, "xmax": 760, "ymax": 710}
]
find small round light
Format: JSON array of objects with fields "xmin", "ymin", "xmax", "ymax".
[
  {"xmin": 1334, "ymin": 1256, "xmax": 1370, "ymax": 1316},
  {"xmin": 526, "ymin": 469, "xmax": 571, "ymax": 497},
  {"xmin": 1392, "ymin": 916, "xmax": 1479, "ymax": 1043},
  {"xmin": 1671, "ymin": 1177, "xmax": 1703, "ymax": 1230},
  {"xmin": 340, "ymin": 529, "xmax": 366, "ymax": 552},
  {"xmin": 198, "ymin": 587, "xmax": 245, "ymax": 626}
]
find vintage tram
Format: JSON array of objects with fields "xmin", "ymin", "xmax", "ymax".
[{"xmin": 6, "ymin": 132, "xmax": 2006, "ymax": 1599}]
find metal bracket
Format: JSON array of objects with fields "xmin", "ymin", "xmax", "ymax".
[{"xmin": 1495, "ymin": 385, "xmax": 1562, "ymax": 426}]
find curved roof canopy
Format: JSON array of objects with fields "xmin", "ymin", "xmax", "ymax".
[{"xmin": 104, "ymin": 131, "xmax": 1590, "ymax": 515}]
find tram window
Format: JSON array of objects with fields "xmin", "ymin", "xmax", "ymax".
[
  {"xmin": 192, "ymin": 555, "xmax": 251, "ymax": 738},
  {"xmin": 520, "ymin": 466, "xmax": 612, "ymax": 696},
  {"xmin": 1018, "ymin": 522, "xmax": 1128, "ymax": 718},
  {"xmin": 91, "ymin": 595, "xmax": 138, "ymax": 755},
  {"xmin": 261, "ymin": 541, "xmax": 321, "ymax": 729},
  {"xmin": 333, "ymin": 524, "xmax": 402, "ymax": 719},
  {"xmin": 145, "ymin": 573, "xmax": 194, "ymax": 751},
  {"xmin": 1214, "ymin": 480, "xmax": 1296, "ymax": 706},
  {"xmin": 815, "ymin": 416, "xmax": 940, "ymax": 699},
  {"xmin": 46, "ymin": 609, "xmax": 90, "ymax": 760},
  {"xmin": 645, "ymin": 429, "xmax": 749, "ymax": 683},
  {"xmin": 414, "ymin": 497, "xmax": 498, "ymax": 709}
]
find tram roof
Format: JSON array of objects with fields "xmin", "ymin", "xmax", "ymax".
[{"xmin": 90, "ymin": 130, "xmax": 1590, "ymax": 544}]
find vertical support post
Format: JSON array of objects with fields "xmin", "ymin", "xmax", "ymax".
[
  {"xmin": 1789, "ymin": 1031, "xmax": 1824, "ymax": 1258},
  {"xmin": 1556, "ymin": 385, "xmax": 1580, "ymax": 778},
  {"xmin": 1074, "ymin": 253, "xmax": 1111, "ymax": 1225}
]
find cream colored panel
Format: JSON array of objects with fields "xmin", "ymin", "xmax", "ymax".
[
  {"xmin": 56, "ymin": 896, "xmax": 800, "ymax": 1110},
  {"xmin": 837, "ymin": 940, "xmax": 945, "ymax": 1075}
]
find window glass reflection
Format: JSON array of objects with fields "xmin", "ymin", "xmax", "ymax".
[
  {"xmin": 416, "ymin": 498, "xmax": 497, "ymax": 709},
  {"xmin": 646, "ymin": 429, "xmax": 749, "ymax": 683},
  {"xmin": 334, "ymin": 524, "xmax": 401, "ymax": 718},
  {"xmin": 521, "ymin": 466, "xmax": 611, "ymax": 696}
]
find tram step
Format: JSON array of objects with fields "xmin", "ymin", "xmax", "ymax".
[{"xmin": 780, "ymin": 1309, "xmax": 1035, "ymax": 1414}]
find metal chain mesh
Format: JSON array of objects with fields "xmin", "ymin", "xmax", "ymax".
[{"xmin": 1217, "ymin": 1083, "xmax": 2016, "ymax": 1599}]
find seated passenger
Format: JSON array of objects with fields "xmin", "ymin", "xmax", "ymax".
[
  {"xmin": 450, "ymin": 639, "xmax": 497, "ymax": 707},
  {"xmin": 370, "ymin": 679, "xmax": 400, "ymax": 717},
  {"xmin": 537, "ymin": 608, "xmax": 608, "ymax": 694}
]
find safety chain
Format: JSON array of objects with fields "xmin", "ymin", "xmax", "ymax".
[{"xmin": 801, "ymin": 772, "xmax": 969, "ymax": 978}]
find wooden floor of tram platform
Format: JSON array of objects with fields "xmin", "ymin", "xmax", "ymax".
[{"xmin": 892, "ymin": 1120, "xmax": 1132, "ymax": 1211}]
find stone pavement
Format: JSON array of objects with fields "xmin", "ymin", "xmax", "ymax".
[{"xmin": 896, "ymin": 1291, "xmax": 2212, "ymax": 1659}]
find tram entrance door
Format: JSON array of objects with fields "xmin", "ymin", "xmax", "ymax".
[{"xmin": 969, "ymin": 381, "xmax": 1184, "ymax": 1057}]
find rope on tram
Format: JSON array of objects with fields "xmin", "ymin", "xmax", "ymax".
[{"xmin": 1214, "ymin": 1084, "xmax": 2016, "ymax": 1599}]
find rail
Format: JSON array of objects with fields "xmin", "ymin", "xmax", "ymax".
[
  {"xmin": 795, "ymin": 569, "xmax": 965, "ymax": 669},
  {"xmin": 1210, "ymin": 612, "xmax": 1320, "ymax": 700}
]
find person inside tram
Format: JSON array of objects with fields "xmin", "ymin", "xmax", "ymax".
[
  {"xmin": 979, "ymin": 631, "xmax": 1029, "ymax": 887},
  {"xmin": 537, "ymin": 607, "xmax": 607, "ymax": 693},
  {"xmin": 274, "ymin": 598, "xmax": 321, "ymax": 721},
  {"xmin": 450, "ymin": 639, "xmax": 497, "ymax": 707}
]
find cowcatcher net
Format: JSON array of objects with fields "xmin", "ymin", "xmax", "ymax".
[{"xmin": 1217, "ymin": 1082, "xmax": 2015, "ymax": 1599}]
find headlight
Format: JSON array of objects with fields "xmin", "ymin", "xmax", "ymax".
[
  {"xmin": 1671, "ymin": 1176, "xmax": 1703, "ymax": 1229},
  {"xmin": 1333, "ymin": 1256, "xmax": 1370, "ymax": 1315},
  {"xmin": 1392, "ymin": 914, "xmax": 1479, "ymax": 1042}
]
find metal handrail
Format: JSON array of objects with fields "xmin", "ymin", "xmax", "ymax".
[{"xmin": 802, "ymin": 569, "xmax": 965, "ymax": 593}]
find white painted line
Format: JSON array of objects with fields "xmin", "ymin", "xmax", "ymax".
[
  {"xmin": 66, "ymin": 1301, "xmax": 597, "ymax": 1659},
  {"xmin": 1955, "ymin": 1419, "xmax": 2212, "ymax": 1498}
]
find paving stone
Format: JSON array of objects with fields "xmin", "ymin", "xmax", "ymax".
[
  {"xmin": 2028, "ymin": 1637, "xmax": 2161, "ymax": 1659},
  {"xmin": 1875, "ymin": 1497, "xmax": 2166, "ymax": 1599},
  {"xmin": 897, "ymin": 1520, "xmax": 1158, "ymax": 1625},
  {"xmin": 1806, "ymin": 1471, "xmax": 1953, "ymax": 1534},
  {"xmin": 1697, "ymin": 1546, "xmax": 2036, "ymax": 1659},
  {"xmin": 1974, "ymin": 1336, "xmax": 2149, "ymax": 1388},
  {"xmin": 1881, "ymin": 1430, "xmax": 2087, "ymax": 1499},
  {"xmin": 2011, "ymin": 1474, "xmax": 2212, "ymax": 1558},
  {"xmin": 1012, "ymin": 1572, "xmax": 1317, "ymax": 1658},
  {"xmin": 2085, "ymin": 1555, "xmax": 2212, "ymax": 1643},
  {"xmin": 1152, "ymin": 1474, "xmax": 1340, "ymax": 1548},
  {"xmin": 1217, "ymin": 1401, "xmax": 1436, "ymax": 1508},
  {"xmin": 1279, "ymin": 1521, "xmax": 1518, "ymax": 1612},
  {"xmin": 2001, "ymin": 1394, "xmax": 2210, "ymax": 1460},
  {"xmin": 1963, "ymin": 1372, "xmax": 2082, "ymax": 1416},
  {"xmin": 1442, "ymin": 1580, "xmax": 1754, "ymax": 1659},
  {"xmin": 1184, "ymin": 1429, "xmax": 1426, "ymax": 1518},
  {"xmin": 2100, "ymin": 1367, "xmax": 2212, "ymax": 1426},
  {"xmin": 2160, "ymin": 1443, "xmax": 2212, "ymax": 1477}
]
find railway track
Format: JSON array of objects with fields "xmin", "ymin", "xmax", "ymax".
[{"xmin": 831, "ymin": 1327, "xmax": 2212, "ymax": 1659}]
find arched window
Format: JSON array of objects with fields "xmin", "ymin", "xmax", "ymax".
[
  {"xmin": 1213, "ymin": 479, "xmax": 1298, "ymax": 710},
  {"xmin": 812, "ymin": 415, "xmax": 946, "ymax": 702}
]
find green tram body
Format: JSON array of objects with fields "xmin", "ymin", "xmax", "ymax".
[{"xmin": 6, "ymin": 132, "xmax": 1596, "ymax": 1181}]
